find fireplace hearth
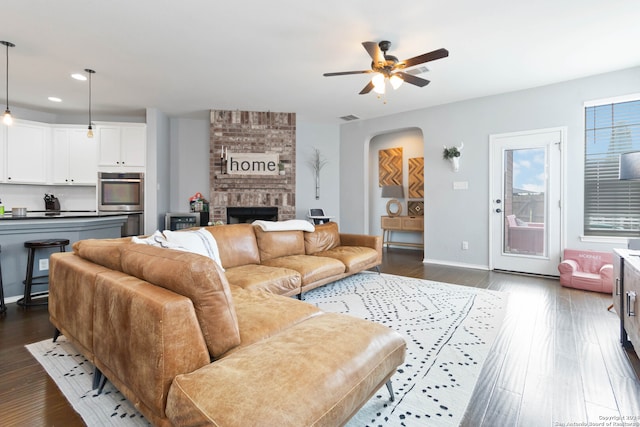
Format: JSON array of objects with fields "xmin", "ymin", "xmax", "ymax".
[{"xmin": 227, "ymin": 207, "xmax": 278, "ymax": 224}]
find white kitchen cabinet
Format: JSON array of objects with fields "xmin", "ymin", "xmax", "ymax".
[
  {"xmin": 52, "ymin": 128, "xmax": 97, "ymax": 185},
  {"xmin": 6, "ymin": 121, "xmax": 48, "ymax": 184},
  {"xmin": 97, "ymin": 124, "xmax": 146, "ymax": 169},
  {"xmin": 0, "ymin": 123, "xmax": 5, "ymax": 181}
]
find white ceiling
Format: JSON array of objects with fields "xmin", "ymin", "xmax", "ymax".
[{"xmin": 3, "ymin": 1, "xmax": 640, "ymax": 124}]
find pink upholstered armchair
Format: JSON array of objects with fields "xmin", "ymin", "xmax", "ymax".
[{"xmin": 557, "ymin": 249, "xmax": 613, "ymax": 293}]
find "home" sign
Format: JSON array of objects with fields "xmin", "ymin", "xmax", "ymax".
[{"xmin": 227, "ymin": 153, "xmax": 280, "ymax": 175}]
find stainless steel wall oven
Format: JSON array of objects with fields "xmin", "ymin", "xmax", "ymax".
[{"xmin": 98, "ymin": 172, "xmax": 144, "ymax": 236}]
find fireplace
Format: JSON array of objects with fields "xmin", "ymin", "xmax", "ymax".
[{"xmin": 227, "ymin": 207, "xmax": 278, "ymax": 224}]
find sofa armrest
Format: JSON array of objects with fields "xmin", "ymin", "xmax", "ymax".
[
  {"xmin": 600, "ymin": 263, "xmax": 613, "ymax": 279},
  {"xmin": 558, "ymin": 259, "xmax": 578, "ymax": 274},
  {"xmin": 340, "ymin": 233, "xmax": 382, "ymax": 251},
  {"xmin": 340, "ymin": 233, "xmax": 382, "ymax": 264},
  {"xmin": 93, "ymin": 273, "xmax": 210, "ymax": 422}
]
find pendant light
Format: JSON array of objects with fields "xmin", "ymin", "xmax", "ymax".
[
  {"xmin": 85, "ymin": 68, "xmax": 95, "ymax": 138},
  {"xmin": 1, "ymin": 41, "xmax": 15, "ymax": 126}
]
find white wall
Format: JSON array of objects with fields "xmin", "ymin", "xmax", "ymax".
[
  {"xmin": 146, "ymin": 108, "xmax": 170, "ymax": 232},
  {"xmin": 169, "ymin": 117, "xmax": 210, "ymax": 213},
  {"xmin": 295, "ymin": 122, "xmax": 340, "ymax": 221},
  {"xmin": 340, "ymin": 65, "xmax": 640, "ymax": 268}
]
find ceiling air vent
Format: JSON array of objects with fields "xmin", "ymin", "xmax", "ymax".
[{"xmin": 339, "ymin": 114, "xmax": 360, "ymax": 121}]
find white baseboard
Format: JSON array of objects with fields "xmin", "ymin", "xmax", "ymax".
[
  {"xmin": 422, "ymin": 258, "xmax": 490, "ymax": 271},
  {"xmin": 4, "ymin": 295, "xmax": 21, "ymax": 304}
]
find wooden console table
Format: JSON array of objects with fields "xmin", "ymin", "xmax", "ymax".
[
  {"xmin": 613, "ymin": 248, "xmax": 640, "ymax": 361},
  {"xmin": 381, "ymin": 216, "xmax": 424, "ymax": 249}
]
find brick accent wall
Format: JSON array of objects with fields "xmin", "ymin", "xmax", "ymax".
[{"xmin": 209, "ymin": 110, "xmax": 296, "ymax": 223}]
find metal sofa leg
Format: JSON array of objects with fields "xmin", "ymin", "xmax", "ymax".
[
  {"xmin": 386, "ymin": 379, "xmax": 395, "ymax": 401},
  {"xmin": 97, "ymin": 374, "xmax": 108, "ymax": 395},
  {"xmin": 93, "ymin": 368, "xmax": 103, "ymax": 390}
]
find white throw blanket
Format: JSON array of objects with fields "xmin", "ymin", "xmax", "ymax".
[{"xmin": 252, "ymin": 219, "xmax": 315, "ymax": 232}]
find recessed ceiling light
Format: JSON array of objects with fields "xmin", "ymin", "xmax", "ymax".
[
  {"xmin": 48, "ymin": 96, "xmax": 62, "ymax": 102},
  {"xmin": 71, "ymin": 73, "xmax": 87, "ymax": 81}
]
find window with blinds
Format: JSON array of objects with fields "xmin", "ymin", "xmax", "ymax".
[{"xmin": 584, "ymin": 98, "xmax": 640, "ymax": 236}]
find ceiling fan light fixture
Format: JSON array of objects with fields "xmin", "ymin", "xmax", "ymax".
[
  {"xmin": 323, "ymin": 40, "xmax": 448, "ymax": 96},
  {"xmin": 372, "ymin": 73, "xmax": 386, "ymax": 94},
  {"xmin": 3, "ymin": 109, "xmax": 12, "ymax": 126},
  {"xmin": 85, "ymin": 68, "xmax": 96, "ymax": 138},
  {"xmin": 1, "ymin": 40, "xmax": 15, "ymax": 126},
  {"xmin": 390, "ymin": 74, "xmax": 403, "ymax": 90}
]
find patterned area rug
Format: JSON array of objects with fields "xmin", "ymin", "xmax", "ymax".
[
  {"xmin": 26, "ymin": 272, "xmax": 507, "ymax": 426},
  {"xmin": 304, "ymin": 273, "xmax": 507, "ymax": 427}
]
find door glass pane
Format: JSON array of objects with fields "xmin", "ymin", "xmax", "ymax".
[{"xmin": 503, "ymin": 148, "xmax": 547, "ymax": 257}]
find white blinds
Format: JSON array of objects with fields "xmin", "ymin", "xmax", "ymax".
[{"xmin": 584, "ymin": 99, "xmax": 640, "ymax": 236}]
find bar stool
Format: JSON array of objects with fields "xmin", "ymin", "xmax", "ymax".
[
  {"xmin": 0, "ymin": 245, "xmax": 6, "ymax": 313},
  {"xmin": 17, "ymin": 238, "xmax": 69, "ymax": 307}
]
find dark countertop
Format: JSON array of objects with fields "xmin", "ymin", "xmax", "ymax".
[{"xmin": 0, "ymin": 210, "xmax": 134, "ymax": 220}]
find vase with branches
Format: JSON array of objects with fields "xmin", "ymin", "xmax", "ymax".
[{"xmin": 308, "ymin": 147, "xmax": 328, "ymax": 200}]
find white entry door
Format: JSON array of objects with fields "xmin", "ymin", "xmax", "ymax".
[{"xmin": 489, "ymin": 127, "xmax": 564, "ymax": 276}]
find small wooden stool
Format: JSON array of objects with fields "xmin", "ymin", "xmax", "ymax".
[{"xmin": 17, "ymin": 238, "xmax": 69, "ymax": 307}]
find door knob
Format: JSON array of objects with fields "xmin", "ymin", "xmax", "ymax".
[{"xmin": 495, "ymin": 208, "xmax": 502, "ymax": 213}]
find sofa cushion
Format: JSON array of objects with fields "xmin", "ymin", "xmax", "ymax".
[
  {"xmin": 254, "ymin": 227, "xmax": 306, "ymax": 262},
  {"xmin": 304, "ymin": 221, "xmax": 341, "ymax": 254},
  {"xmin": 166, "ymin": 313, "xmax": 406, "ymax": 427},
  {"xmin": 72, "ymin": 237, "xmax": 133, "ymax": 271},
  {"xmin": 119, "ymin": 244, "xmax": 241, "ymax": 358},
  {"xmin": 262, "ymin": 255, "xmax": 345, "ymax": 285},
  {"xmin": 224, "ymin": 264, "xmax": 301, "ymax": 296},
  {"xmin": 220, "ymin": 287, "xmax": 322, "ymax": 358},
  {"xmin": 314, "ymin": 246, "xmax": 379, "ymax": 273},
  {"xmin": 205, "ymin": 224, "xmax": 261, "ymax": 268}
]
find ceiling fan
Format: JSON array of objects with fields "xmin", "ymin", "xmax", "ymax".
[{"xmin": 323, "ymin": 40, "xmax": 449, "ymax": 95}]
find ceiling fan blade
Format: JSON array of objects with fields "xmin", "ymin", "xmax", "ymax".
[
  {"xmin": 359, "ymin": 81, "xmax": 374, "ymax": 95},
  {"xmin": 362, "ymin": 41, "xmax": 385, "ymax": 66},
  {"xmin": 323, "ymin": 70, "xmax": 372, "ymax": 77},
  {"xmin": 395, "ymin": 72, "xmax": 430, "ymax": 87},
  {"xmin": 401, "ymin": 48, "xmax": 449, "ymax": 68}
]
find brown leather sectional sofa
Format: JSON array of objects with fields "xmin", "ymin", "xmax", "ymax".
[{"xmin": 48, "ymin": 222, "xmax": 406, "ymax": 426}]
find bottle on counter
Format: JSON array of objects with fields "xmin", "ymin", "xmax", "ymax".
[{"xmin": 0, "ymin": 198, "xmax": 4, "ymax": 215}]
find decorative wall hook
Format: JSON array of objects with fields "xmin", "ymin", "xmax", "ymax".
[{"xmin": 443, "ymin": 142, "xmax": 464, "ymax": 172}]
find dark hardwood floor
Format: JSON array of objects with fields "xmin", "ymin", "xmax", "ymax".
[{"xmin": 1, "ymin": 248, "xmax": 639, "ymax": 426}]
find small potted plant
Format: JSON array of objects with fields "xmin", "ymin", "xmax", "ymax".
[
  {"xmin": 442, "ymin": 143, "xmax": 464, "ymax": 172},
  {"xmin": 278, "ymin": 161, "xmax": 285, "ymax": 175},
  {"xmin": 442, "ymin": 145, "xmax": 461, "ymax": 160}
]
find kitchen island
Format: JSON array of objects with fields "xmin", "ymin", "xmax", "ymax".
[{"xmin": 0, "ymin": 212, "xmax": 127, "ymax": 302}]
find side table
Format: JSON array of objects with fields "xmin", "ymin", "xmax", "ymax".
[{"xmin": 381, "ymin": 216, "xmax": 424, "ymax": 249}]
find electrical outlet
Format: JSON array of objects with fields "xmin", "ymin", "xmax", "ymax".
[
  {"xmin": 39, "ymin": 258, "xmax": 49, "ymax": 271},
  {"xmin": 462, "ymin": 241, "xmax": 469, "ymax": 250}
]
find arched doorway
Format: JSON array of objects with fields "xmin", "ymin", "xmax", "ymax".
[{"xmin": 368, "ymin": 128, "xmax": 424, "ymax": 249}]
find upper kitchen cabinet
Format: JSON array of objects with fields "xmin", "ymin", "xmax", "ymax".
[
  {"xmin": 0, "ymin": 123, "xmax": 5, "ymax": 181},
  {"xmin": 5, "ymin": 121, "xmax": 48, "ymax": 184},
  {"xmin": 52, "ymin": 127, "xmax": 98, "ymax": 185},
  {"xmin": 97, "ymin": 124, "xmax": 146, "ymax": 170}
]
